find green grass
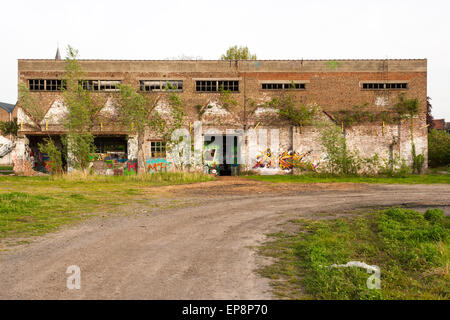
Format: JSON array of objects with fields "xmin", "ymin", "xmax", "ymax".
[
  {"xmin": 258, "ymin": 208, "xmax": 449, "ymax": 300},
  {"xmin": 245, "ymin": 173, "xmax": 450, "ymax": 184},
  {"xmin": 0, "ymin": 172, "xmax": 214, "ymax": 241}
]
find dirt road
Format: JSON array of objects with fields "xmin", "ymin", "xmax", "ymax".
[{"xmin": 1, "ymin": 178, "xmax": 449, "ymax": 299}]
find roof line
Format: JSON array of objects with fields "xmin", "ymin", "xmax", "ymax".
[{"xmin": 17, "ymin": 58, "xmax": 428, "ymax": 62}]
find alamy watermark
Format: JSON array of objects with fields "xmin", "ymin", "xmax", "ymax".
[
  {"xmin": 325, "ymin": 261, "xmax": 381, "ymax": 289},
  {"xmin": 66, "ymin": 265, "xmax": 81, "ymax": 290}
]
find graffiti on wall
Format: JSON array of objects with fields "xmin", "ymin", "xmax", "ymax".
[
  {"xmin": 278, "ymin": 150, "xmax": 319, "ymax": 171},
  {"xmin": 253, "ymin": 148, "xmax": 276, "ymax": 169},
  {"xmin": 146, "ymin": 158, "xmax": 170, "ymax": 173},
  {"xmin": 90, "ymin": 152, "xmax": 132, "ymax": 176},
  {"xmin": 124, "ymin": 160, "xmax": 137, "ymax": 175},
  {"xmin": 253, "ymin": 148, "xmax": 319, "ymax": 172}
]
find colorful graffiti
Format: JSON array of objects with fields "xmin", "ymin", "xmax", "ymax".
[
  {"xmin": 124, "ymin": 160, "xmax": 137, "ymax": 175},
  {"xmin": 253, "ymin": 148, "xmax": 319, "ymax": 172},
  {"xmin": 253, "ymin": 148, "xmax": 276, "ymax": 169},
  {"xmin": 278, "ymin": 150, "xmax": 318, "ymax": 171},
  {"xmin": 146, "ymin": 158, "xmax": 170, "ymax": 173},
  {"xmin": 89, "ymin": 152, "xmax": 133, "ymax": 176}
]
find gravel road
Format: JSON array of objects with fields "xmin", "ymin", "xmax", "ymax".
[{"xmin": 1, "ymin": 178, "xmax": 449, "ymax": 299}]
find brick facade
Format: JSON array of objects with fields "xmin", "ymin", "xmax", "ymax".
[{"xmin": 15, "ymin": 59, "xmax": 427, "ymax": 175}]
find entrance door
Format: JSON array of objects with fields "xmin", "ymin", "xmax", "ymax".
[{"xmin": 203, "ymin": 134, "xmax": 240, "ymax": 176}]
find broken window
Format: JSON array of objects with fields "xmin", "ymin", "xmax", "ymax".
[
  {"xmin": 150, "ymin": 141, "xmax": 166, "ymax": 158},
  {"xmin": 99, "ymin": 80, "xmax": 121, "ymax": 91},
  {"xmin": 140, "ymin": 80, "xmax": 183, "ymax": 92},
  {"xmin": 362, "ymin": 82, "xmax": 408, "ymax": 90},
  {"xmin": 81, "ymin": 80, "xmax": 99, "ymax": 91},
  {"xmin": 261, "ymin": 82, "xmax": 306, "ymax": 90},
  {"xmin": 80, "ymin": 80, "xmax": 120, "ymax": 91},
  {"xmin": 196, "ymin": 80, "xmax": 238, "ymax": 92}
]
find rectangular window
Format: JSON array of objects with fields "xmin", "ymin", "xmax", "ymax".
[
  {"xmin": 195, "ymin": 80, "xmax": 238, "ymax": 92},
  {"xmin": 29, "ymin": 79, "xmax": 45, "ymax": 91},
  {"xmin": 81, "ymin": 80, "xmax": 99, "ymax": 91},
  {"xmin": 218, "ymin": 80, "xmax": 239, "ymax": 92},
  {"xmin": 150, "ymin": 141, "xmax": 166, "ymax": 158},
  {"xmin": 362, "ymin": 82, "xmax": 408, "ymax": 90},
  {"xmin": 80, "ymin": 80, "xmax": 121, "ymax": 91},
  {"xmin": 46, "ymin": 79, "xmax": 64, "ymax": 91},
  {"xmin": 29, "ymin": 79, "xmax": 66, "ymax": 91},
  {"xmin": 99, "ymin": 80, "xmax": 121, "ymax": 91},
  {"xmin": 261, "ymin": 82, "xmax": 306, "ymax": 90},
  {"xmin": 140, "ymin": 80, "xmax": 183, "ymax": 92}
]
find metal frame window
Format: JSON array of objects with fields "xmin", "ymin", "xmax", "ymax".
[
  {"xmin": 46, "ymin": 79, "xmax": 64, "ymax": 91},
  {"xmin": 140, "ymin": 80, "xmax": 183, "ymax": 92},
  {"xmin": 99, "ymin": 80, "xmax": 121, "ymax": 91},
  {"xmin": 195, "ymin": 80, "xmax": 239, "ymax": 92},
  {"xmin": 218, "ymin": 80, "xmax": 239, "ymax": 92},
  {"xmin": 29, "ymin": 79, "xmax": 45, "ymax": 91},
  {"xmin": 29, "ymin": 79, "xmax": 66, "ymax": 91},
  {"xmin": 81, "ymin": 80, "xmax": 99, "ymax": 91},
  {"xmin": 261, "ymin": 83, "xmax": 306, "ymax": 90},
  {"xmin": 362, "ymin": 83, "xmax": 408, "ymax": 90},
  {"xmin": 81, "ymin": 80, "xmax": 121, "ymax": 91},
  {"xmin": 150, "ymin": 141, "xmax": 166, "ymax": 158}
]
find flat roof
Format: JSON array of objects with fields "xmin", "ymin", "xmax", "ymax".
[{"xmin": 18, "ymin": 59, "xmax": 427, "ymax": 73}]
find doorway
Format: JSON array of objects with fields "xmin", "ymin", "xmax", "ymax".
[{"xmin": 203, "ymin": 134, "xmax": 240, "ymax": 176}]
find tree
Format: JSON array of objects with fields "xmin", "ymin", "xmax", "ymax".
[
  {"xmin": 220, "ymin": 45, "xmax": 257, "ymax": 60},
  {"xmin": 18, "ymin": 84, "xmax": 45, "ymax": 130},
  {"xmin": 426, "ymin": 96, "xmax": 433, "ymax": 131},
  {"xmin": 116, "ymin": 84, "xmax": 159, "ymax": 173},
  {"xmin": 116, "ymin": 83, "xmax": 186, "ymax": 173},
  {"xmin": 0, "ymin": 118, "xmax": 18, "ymax": 136},
  {"xmin": 62, "ymin": 46, "xmax": 104, "ymax": 173},
  {"xmin": 37, "ymin": 138, "xmax": 63, "ymax": 175},
  {"xmin": 394, "ymin": 95, "xmax": 423, "ymax": 173},
  {"xmin": 428, "ymin": 129, "xmax": 450, "ymax": 167},
  {"xmin": 265, "ymin": 92, "xmax": 319, "ymax": 131}
]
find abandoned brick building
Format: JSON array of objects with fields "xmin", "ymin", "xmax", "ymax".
[{"xmin": 15, "ymin": 57, "xmax": 428, "ymax": 175}]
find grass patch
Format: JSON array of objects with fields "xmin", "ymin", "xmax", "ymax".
[
  {"xmin": 258, "ymin": 208, "xmax": 449, "ymax": 300},
  {"xmin": 0, "ymin": 172, "xmax": 214, "ymax": 241},
  {"xmin": 245, "ymin": 173, "xmax": 450, "ymax": 184}
]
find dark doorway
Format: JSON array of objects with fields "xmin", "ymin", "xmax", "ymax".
[
  {"xmin": 93, "ymin": 136, "xmax": 127, "ymax": 154},
  {"xmin": 27, "ymin": 135, "xmax": 66, "ymax": 173},
  {"xmin": 203, "ymin": 134, "xmax": 240, "ymax": 176}
]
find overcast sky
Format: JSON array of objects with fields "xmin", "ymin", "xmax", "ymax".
[{"xmin": 1, "ymin": 0, "xmax": 448, "ymax": 119}]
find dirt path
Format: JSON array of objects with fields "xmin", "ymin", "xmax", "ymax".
[{"xmin": 0, "ymin": 178, "xmax": 449, "ymax": 299}]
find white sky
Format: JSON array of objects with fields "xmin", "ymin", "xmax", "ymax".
[{"xmin": 1, "ymin": 0, "xmax": 449, "ymax": 119}]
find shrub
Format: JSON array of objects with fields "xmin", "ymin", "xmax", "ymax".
[
  {"xmin": 377, "ymin": 208, "xmax": 448, "ymax": 270},
  {"xmin": 319, "ymin": 124, "xmax": 361, "ymax": 175},
  {"xmin": 428, "ymin": 129, "xmax": 450, "ymax": 167},
  {"xmin": 424, "ymin": 208, "xmax": 445, "ymax": 224},
  {"xmin": 37, "ymin": 138, "xmax": 63, "ymax": 175}
]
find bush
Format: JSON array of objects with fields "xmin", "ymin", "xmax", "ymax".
[
  {"xmin": 424, "ymin": 208, "xmax": 445, "ymax": 224},
  {"xmin": 377, "ymin": 208, "xmax": 448, "ymax": 270},
  {"xmin": 428, "ymin": 129, "xmax": 450, "ymax": 167},
  {"xmin": 38, "ymin": 138, "xmax": 63, "ymax": 175},
  {"xmin": 319, "ymin": 124, "xmax": 361, "ymax": 175}
]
